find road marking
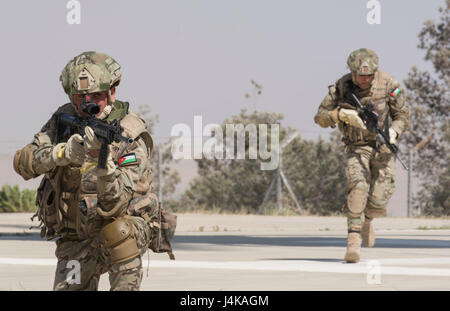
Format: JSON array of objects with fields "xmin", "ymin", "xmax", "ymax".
[
  {"xmin": 0, "ymin": 257, "xmax": 450, "ymax": 277},
  {"xmin": 377, "ymin": 257, "xmax": 450, "ymax": 265}
]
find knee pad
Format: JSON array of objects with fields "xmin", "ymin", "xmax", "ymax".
[
  {"xmin": 347, "ymin": 188, "xmax": 368, "ymax": 214},
  {"xmin": 100, "ymin": 217, "xmax": 140, "ymax": 264},
  {"xmin": 366, "ymin": 200, "xmax": 387, "ymax": 218}
]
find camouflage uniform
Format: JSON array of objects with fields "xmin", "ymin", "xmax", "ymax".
[
  {"xmin": 13, "ymin": 52, "xmax": 158, "ymax": 290},
  {"xmin": 314, "ymin": 49, "xmax": 409, "ymax": 260}
]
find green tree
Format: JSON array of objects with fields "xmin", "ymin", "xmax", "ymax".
[
  {"xmin": 137, "ymin": 105, "xmax": 181, "ymax": 200},
  {"xmin": 181, "ymin": 109, "xmax": 283, "ymax": 213},
  {"xmin": 180, "ymin": 109, "xmax": 346, "ymax": 215},
  {"xmin": 282, "ymin": 131, "xmax": 346, "ymax": 215},
  {"xmin": 403, "ymin": 0, "xmax": 449, "ymax": 216},
  {"xmin": 0, "ymin": 185, "xmax": 37, "ymax": 213}
]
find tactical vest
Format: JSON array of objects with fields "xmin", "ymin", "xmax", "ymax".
[
  {"xmin": 34, "ymin": 100, "xmax": 154, "ymax": 240},
  {"xmin": 335, "ymin": 71, "xmax": 393, "ymax": 146}
]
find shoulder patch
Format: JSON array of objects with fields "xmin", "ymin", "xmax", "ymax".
[
  {"xmin": 119, "ymin": 153, "xmax": 138, "ymax": 166},
  {"xmin": 390, "ymin": 87, "xmax": 400, "ymax": 97}
]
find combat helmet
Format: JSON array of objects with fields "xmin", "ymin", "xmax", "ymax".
[
  {"xmin": 347, "ymin": 48, "xmax": 379, "ymax": 75},
  {"xmin": 60, "ymin": 51, "xmax": 121, "ymax": 97}
]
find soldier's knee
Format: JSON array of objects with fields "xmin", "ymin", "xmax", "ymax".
[
  {"xmin": 366, "ymin": 178, "xmax": 394, "ymax": 218},
  {"xmin": 366, "ymin": 200, "xmax": 387, "ymax": 218},
  {"xmin": 346, "ymin": 182, "xmax": 368, "ymax": 214},
  {"xmin": 100, "ymin": 217, "xmax": 140, "ymax": 264},
  {"xmin": 347, "ymin": 179, "xmax": 369, "ymax": 194}
]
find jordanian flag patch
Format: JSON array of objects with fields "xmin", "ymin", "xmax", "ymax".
[
  {"xmin": 390, "ymin": 88, "xmax": 400, "ymax": 97},
  {"xmin": 119, "ymin": 153, "xmax": 137, "ymax": 166}
]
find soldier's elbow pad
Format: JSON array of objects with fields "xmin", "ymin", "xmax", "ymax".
[
  {"xmin": 13, "ymin": 144, "xmax": 39, "ymax": 180},
  {"xmin": 314, "ymin": 114, "xmax": 333, "ymax": 128},
  {"xmin": 100, "ymin": 217, "xmax": 140, "ymax": 264}
]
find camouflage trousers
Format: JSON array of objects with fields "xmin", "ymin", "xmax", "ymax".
[
  {"xmin": 345, "ymin": 145, "xmax": 396, "ymax": 231},
  {"xmin": 53, "ymin": 216, "xmax": 151, "ymax": 291}
]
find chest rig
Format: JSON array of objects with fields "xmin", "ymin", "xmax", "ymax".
[
  {"xmin": 34, "ymin": 100, "xmax": 153, "ymax": 240},
  {"xmin": 335, "ymin": 71, "xmax": 393, "ymax": 146}
]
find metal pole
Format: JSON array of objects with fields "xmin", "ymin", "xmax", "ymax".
[
  {"xmin": 280, "ymin": 170, "xmax": 303, "ymax": 213},
  {"xmin": 276, "ymin": 148, "xmax": 282, "ymax": 212},
  {"xmin": 257, "ymin": 176, "xmax": 276, "ymax": 214},
  {"xmin": 408, "ymin": 134, "xmax": 432, "ymax": 217},
  {"xmin": 407, "ymin": 150, "xmax": 412, "ymax": 217},
  {"xmin": 158, "ymin": 145, "xmax": 163, "ymax": 210},
  {"xmin": 276, "ymin": 172, "xmax": 282, "ymax": 212}
]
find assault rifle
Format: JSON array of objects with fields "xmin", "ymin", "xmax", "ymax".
[
  {"xmin": 58, "ymin": 95, "xmax": 133, "ymax": 169},
  {"xmin": 346, "ymin": 92, "xmax": 409, "ymax": 170}
]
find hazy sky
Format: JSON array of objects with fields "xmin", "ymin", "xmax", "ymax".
[{"xmin": 0, "ymin": 0, "xmax": 444, "ymax": 154}]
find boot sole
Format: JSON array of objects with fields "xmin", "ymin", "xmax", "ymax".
[{"xmin": 345, "ymin": 251, "xmax": 360, "ymax": 263}]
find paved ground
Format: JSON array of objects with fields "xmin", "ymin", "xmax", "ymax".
[{"xmin": 0, "ymin": 213, "xmax": 449, "ymax": 291}]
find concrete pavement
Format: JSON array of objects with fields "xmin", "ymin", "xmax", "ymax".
[{"xmin": 0, "ymin": 213, "xmax": 449, "ymax": 290}]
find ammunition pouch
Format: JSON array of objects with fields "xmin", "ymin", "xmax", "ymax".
[
  {"xmin": 35, "ymin": 175, "xmax": 64, "ymax": 239},
  {"xmin": 100, "ymin": 217, "xmax": 140, "ymax": 264},
  {"xmin": 127, "ymin": 193, "xmax": 177, "ymax": 260},
  {"xmin": 146, "ymin": 209, "xmax": 177, "ymax": 260},
  {"xmin": 76, "ymin": 195, "xmax": 102, "ymax": 240}
]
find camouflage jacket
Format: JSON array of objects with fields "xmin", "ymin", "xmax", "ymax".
[
  {"xmin": 314, "ymin": 71, "xmax": 410, "ymax": 146},
  {"xmin": 15, "ymin": 100, "xmax": 155, "ymax": 239}
]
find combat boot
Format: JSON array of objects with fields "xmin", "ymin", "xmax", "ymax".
[
  {"xmin": 344, "ymin": 232, "xmax": 361, "ymax": 263},
  {"xmin": 362, "ymin": 218, "xmax": 375, "ymax": 248}
]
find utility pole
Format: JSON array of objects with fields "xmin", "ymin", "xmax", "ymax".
[
  {"xmin": 156, "ymin": 141, "xmax": 172, "ymax": 210},
  {"xmin": 407, "ymin": 134, "xmax": 433, "ymax": 217},
  {"xmin": 407, "ymin": 150, "xmax": 412, "ymax": 217},
  {"xmin": 258, "ymin": 131, "xmax": 303, "ymax": 214}
]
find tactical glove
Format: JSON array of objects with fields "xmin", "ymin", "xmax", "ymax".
[
  {"xmin": 338, "ymin": 109, "xmax": 367, "ymax": 130},
  {"xmin": 389, "ymin": 128, "xmax": 398, "ymax": 145},
  {"xmin": 84, "ymin": 126, "xmax": 102, "ymax": 152},
  {"xmin": 51, "ymin": 134, "xmax": 85, "ymax": 166}
]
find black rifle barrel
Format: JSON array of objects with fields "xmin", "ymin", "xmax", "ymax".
[{"xmin": 58, "ymin": 113, "xmax": 134, "ymax": 169}]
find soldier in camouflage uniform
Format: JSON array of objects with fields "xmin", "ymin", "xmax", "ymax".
[
  {"xmin": 13, "ymin": 51, "xmax": 159, "ymax": 290},
  {"xmin": 314, "ymin": 49, "xmax": 410, "ymax": 263}
]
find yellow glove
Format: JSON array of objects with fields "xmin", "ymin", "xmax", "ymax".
[{"xmin": 338, "ymin": 109, "xmax": 367, "ymax": 130}]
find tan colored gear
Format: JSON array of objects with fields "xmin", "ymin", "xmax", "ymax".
[
  {"xmin": 347, "ymin": 48, "xmax": 379, "ymax": 75},
  {"xmin": 60, "ymin": 51, "xmax": 122, "ymax": 96}
]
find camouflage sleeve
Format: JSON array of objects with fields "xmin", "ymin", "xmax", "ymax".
[
  {"xmin": 96, "ymin": 135, "xmax": 153, "ymax": 218},
  {"xmin": 31, "ymin": 115, "xmax": 59, "ymax": 175},
  {"xmin": 314, "ymin": 84, "xmax": 339, "ymax": 128},
  {"xmin": 387, "ymin": 78, "xmax": 410, "ymax": 137}
]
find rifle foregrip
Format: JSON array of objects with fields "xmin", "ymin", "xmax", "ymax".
[{"xmin": 98, "ymin": 143, "xmax": 108, "ymax": 169}]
